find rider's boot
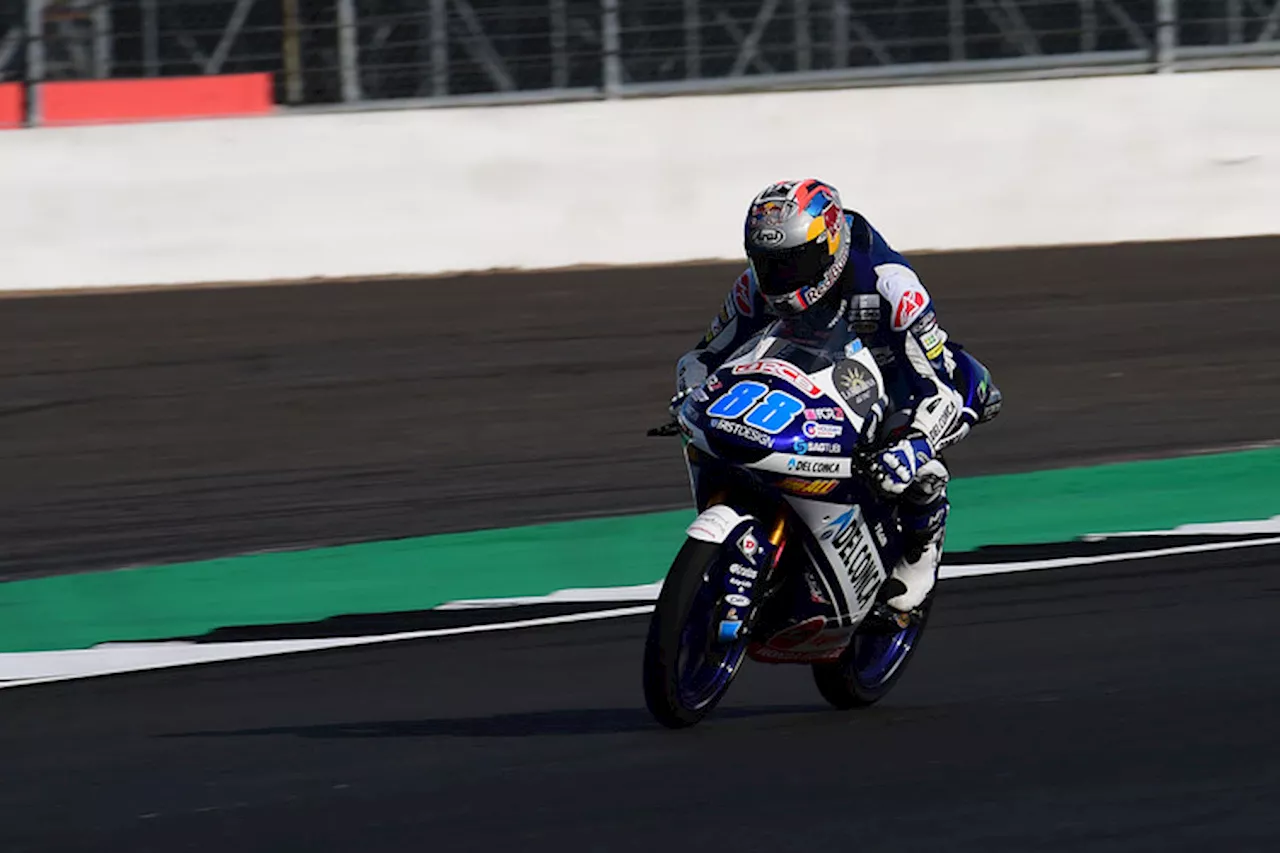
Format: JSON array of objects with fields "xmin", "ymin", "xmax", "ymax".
[{"xmin": 881, "ymin": 471, "xmax": 949, "ymax": 612}]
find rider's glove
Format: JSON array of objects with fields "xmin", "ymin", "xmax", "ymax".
[
  {"xmin": 872, "ymin": 435, "xmax": 935, "ymax": 495},
  {"xmin": 668, "ymin": 389, "xmax": 690, "ymax": 417},
  {"xmin": 675, "ymin": 351, "xmax": 709, "ymax": 395}
]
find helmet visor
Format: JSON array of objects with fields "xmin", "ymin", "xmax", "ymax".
[{"xmin": 749, "ymin": 241, "xmax": 833, "ymax": 298}]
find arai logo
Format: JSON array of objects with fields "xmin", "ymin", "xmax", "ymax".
[{"xmin": 751, "ymin": 227, "xmax": 786, "ymax": 247}]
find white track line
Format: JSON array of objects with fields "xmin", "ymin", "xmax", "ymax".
[
  {"xmin": 940, "ymin": 535, "xmax": 1280, "ymax": 578},
  {"xmin": 1082, "ymin": 516, "xmax": 1280, "ymax": 540},
  {"xmin": 2, "ymin": 535, "xmax": 1279, "ymax": 690},
  {"xmin": 438, "ymin": 535, "xmax": 1280, "ymax": 606},
  {"xmin": 0, "ymin": 605, "xmax": 654, "ymax": 690}
]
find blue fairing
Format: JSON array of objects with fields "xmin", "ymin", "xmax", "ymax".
[{"xmin": 685, "ymin": 373, "xmax": 853, "ymax": 459}]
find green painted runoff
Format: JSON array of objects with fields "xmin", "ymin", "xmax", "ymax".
[{"xmin": 1, "ymin": 448, "xmax": 1277, "ymax": 653}]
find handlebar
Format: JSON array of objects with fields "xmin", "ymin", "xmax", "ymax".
[{"xmin": 647, "ymin": 420, "xmax": 682, "ymax": 437}]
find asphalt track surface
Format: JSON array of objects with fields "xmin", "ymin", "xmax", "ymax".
[
  {"xmin": 3, "ymin": 236, "xmax": 1280, "ymax": 579},
  {"xmin": 3, "ymin": 237, "xmax": 1280, "ymax": 851},
  {"xmin": 3, "ymin": 544, "xmax": 1278, "ymax": 852}
]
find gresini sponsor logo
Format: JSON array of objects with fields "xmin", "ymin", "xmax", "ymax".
[
  {"xmin": 709, "ymin": 418, "xmax": 773, "ymax": 447},
  {"xmin": 730, "ymin": 359, "xmax": 824, "ymax": 398}
]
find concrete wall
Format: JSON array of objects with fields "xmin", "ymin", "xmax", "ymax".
[{"xmin": 2, "ymin": 68, "xmax": 1279, "ymax": 291}]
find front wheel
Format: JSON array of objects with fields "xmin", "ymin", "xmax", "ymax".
[
  {"xmin": 643, "ymin": 538, "xmax": 750, "ymax": 728},
  {"xmin": 812, "ymin": 595, "xmax": 934, "ymax": 709}
]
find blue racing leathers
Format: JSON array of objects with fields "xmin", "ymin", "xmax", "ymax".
[{"xmin": 675, "ymin": 210, "xmax": 1001, "ymax": 610}]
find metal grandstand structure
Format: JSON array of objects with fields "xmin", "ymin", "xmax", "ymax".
[{"xmin": 3, "ymin": 0, "xmax": 1279, "ymax": 107}]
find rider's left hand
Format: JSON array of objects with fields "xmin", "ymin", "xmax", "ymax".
[
  {"xmin": 872, "ymin": 435, "xmax": 934, "ymax": 495},
  {"xmin": 668, "ymin": 389, "xmax": 690, "ymax": 417}
]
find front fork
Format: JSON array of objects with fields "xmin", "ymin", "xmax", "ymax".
[
  {"xmin": 714, "ymin": 508, "xmax": 789, "ymax": 644},
  {"xmin": 683, "ymin": 445, "xmax": 791, "ymax": 642}
]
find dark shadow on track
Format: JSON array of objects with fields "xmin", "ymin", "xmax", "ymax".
[
  {"xmin": 167, "ymin": 704, "xmax": 827, "ymax": 739},
  {"xmin": 2, "ymin": 548, "xmax": 1279, "ymax": 851}
]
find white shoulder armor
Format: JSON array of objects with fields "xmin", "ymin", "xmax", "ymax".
[{"xmin": 874, "ymin": 263, "xmax": 932, "ymax": 332}]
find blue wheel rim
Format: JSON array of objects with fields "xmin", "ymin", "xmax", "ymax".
[
  {"xmin": 850, "ymin": 617, "xmax": 924, "ymax": 689},
  {"xmin": 675, "ymin": 572, "xmax": 748, "ymax": 710}
]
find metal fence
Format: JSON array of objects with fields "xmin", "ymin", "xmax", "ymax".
[{"xmin": 3, "ymin": 0, "xmax": 1278, "ymax": 107}]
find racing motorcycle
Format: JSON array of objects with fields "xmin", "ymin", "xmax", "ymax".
[{"xmin": 643, "ymin": 315, "xmax": 990, "ymax": 729}]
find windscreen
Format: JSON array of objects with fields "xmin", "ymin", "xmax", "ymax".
[{"xmin": 759, "ymin": 312, "xmax": 862, "ymax": 375}]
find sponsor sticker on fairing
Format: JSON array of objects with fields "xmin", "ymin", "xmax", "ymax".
[
  {"xmin": 821, "ymin": 508, "xmax": 887, "ymax": 612},
  {"xmin": 730, "ymin": 563, "xmax": 759, "ymax": 580},
  {"xmin": 802, "ymin": 421, "xmax": 842, "ymax": 439},
  {"xmin": 804, "ymin": 407, "xmax": 844, "ymax": 421},
  {"xmin": 802, "ymin": 441, "xmax": 841, "ymax": 454},
  {"xmin": 747, "ymin": 453, "xmax": 853, "ymax": 478},
  {"xmin": 730, "ymin": 359, "xmax": 824, "ymax": 398},
  {"xmin": 737, "ymin": 531, "xmax": 763, "ymax": 564},
  {"xmin": 785, "ymin": 457, "xmax": 848, "ymax": 476},
  {"xmin": 725, "ymin": 593, "xmax": 752, "ymax": 608},
  {"xmin": 710, "ymin": 418, "xmax": 774, "ymax": 447},
  {"xmin": 838, "ymin": 363, "xmax": 875, "ymax": 401},
  {"xmin": 776, "ymin": 477, "xmax": 840, "ymax": 497}
]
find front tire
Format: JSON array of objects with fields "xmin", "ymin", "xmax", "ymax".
[
  {"xmin": 812, "ymin": 595, "xmax": 934, "ymax": 709},
  {"xmin": 643, "ymin": 538, "xmax": 750, "ymax": 729}
]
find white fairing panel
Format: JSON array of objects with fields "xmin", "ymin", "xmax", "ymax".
[
  {"xmin": 784, "ymin": 495, "xmax": 887, "ymax": 625},
  {"xmin": 686, "ymin": 504, "xmax": 754, "ymax": 544},
  {"xmin": 746, "ymin": 453, "xmax": 853, "ymax": 478}
]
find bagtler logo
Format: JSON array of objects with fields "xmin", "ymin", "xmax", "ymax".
[{"xmin": 824, "ymin": 509, "xmax": 881, "ymax": 609}]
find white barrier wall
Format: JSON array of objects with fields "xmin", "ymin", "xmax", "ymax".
[{"xmin": 3, "ymin": 69, "xmax": 1279, "ymax": 290}]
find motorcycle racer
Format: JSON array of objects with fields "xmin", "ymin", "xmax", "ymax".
[{"xmin": 675, "ymin": 179, "xmax": 1001, "ymax": 612}]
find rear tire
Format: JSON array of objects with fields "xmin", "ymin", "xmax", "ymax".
[
  {"xmin": 812, "ymin": 595, "xmax": 934, "ymax": 709},
  {"xmin": 643, "ymin": 538, "xmax": 748, "ymax": 729}
]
